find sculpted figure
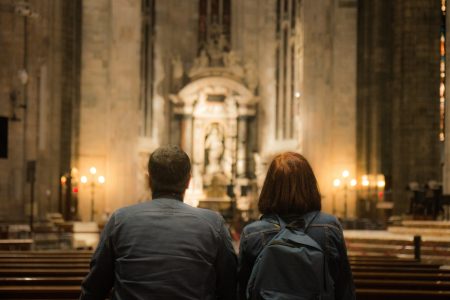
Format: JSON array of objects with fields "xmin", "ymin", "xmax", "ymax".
[{"xmin": 205, "ymin": 124, "xmax": 224, "ymax": 175}]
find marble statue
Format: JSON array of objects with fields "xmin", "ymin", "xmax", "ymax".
[{"xmin": 205, "ymin": 124, "xmax": 224, "ymax": 175}]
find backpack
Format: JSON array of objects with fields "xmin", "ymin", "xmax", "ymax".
[{"xmin": 246, "ymin": 212, "xmax": 335, "ymax": 300}]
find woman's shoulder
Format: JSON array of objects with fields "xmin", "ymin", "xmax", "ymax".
[
  {"xmin": 315, "ymin": 211, "xmax": 340, "ymax": 224},
  {"xmin": 312, "ymin": 211, "xmax": 343, "ymax": 233},
  {"xmin": 242, "ymin": 215, "xmax": 278, "ymax": 236}
]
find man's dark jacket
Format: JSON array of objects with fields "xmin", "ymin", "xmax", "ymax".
[{"xmin": 80, "ymin": 197, "xmax": 237, "ymax": 300}]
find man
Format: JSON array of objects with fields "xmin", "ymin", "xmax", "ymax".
[{"xmin": 80, "ymin": 146, "xmax": 237, "ymax": 299}]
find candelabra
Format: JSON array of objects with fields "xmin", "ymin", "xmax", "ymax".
[
  {"xmin": 332, "ymin": 170, "xmax": 357, "ymax": 219},
  {"xmin": 80, "ymin": 167, "xmax": 105, "ymax": 221},
  {"xmin": 360, "ymin": 174, "xmax": 385, "ymax": 220}
]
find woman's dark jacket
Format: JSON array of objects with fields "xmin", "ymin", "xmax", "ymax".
[{"xmin": 238, "ymin": 211, "xmax": 356, "ymax": 300}]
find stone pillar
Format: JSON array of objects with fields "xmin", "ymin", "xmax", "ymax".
[
  {"xmin": 391, "ymin": 0, "xmax": 441, "ymax": 212},
  {"xmin": 79, "ymin": 0, "xmax": 141, "ymax": 221},
  {"xmin": 444, "ymin": 2, "xmax": 450, "ymax": 195},
  {"xmin": 357, "ymin": 0, "xmax": 394, "ymax": 179},
  {"xmin": 302, "ymin": 0, "xmax": 357, "ymax": 216},
  {"xmin": 236, "ymin": 116, "xmax": 247, "ymax": 178},
  {"xmin": 181, "ymin": 114, "xmax": 194, "ymax": 158}
]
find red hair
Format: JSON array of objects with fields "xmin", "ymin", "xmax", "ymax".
[{"xmin": 258, "ymin": 152, "xmax": 321, "ymax": 215}]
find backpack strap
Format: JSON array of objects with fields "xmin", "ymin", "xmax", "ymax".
[
  {"xmin": 275, "ymin": 214, "xmax": 287, "ymax": 230},
  {"xmin": 303, "ymin": 211, "xmax": 320, "ymax": 233},
  {"xmin": 275, "ymin": 211, "xmax": 320, "ymax": 232}
]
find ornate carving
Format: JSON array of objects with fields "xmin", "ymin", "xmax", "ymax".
[{"xmin": 186, "ymin": 23, "xmax": 254, "ymax": 88}]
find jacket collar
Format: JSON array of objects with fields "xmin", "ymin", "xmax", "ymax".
[{"xmin": 152, "ymin": 191, "xmax": 184, "ymax": 201}]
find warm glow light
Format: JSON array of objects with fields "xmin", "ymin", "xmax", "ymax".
[
  {"xmin": 60, "ymin": 176, "xmax": 67, "ymax": 185},
  {"xmin": 98, "ymin": 176, "xmax": 105, "ymax": 184},
  {"xmin": 89, "ymin": 167, "xmax": 97, "ymax": 175},
  {"xmin": 361, "ymin": 175, "xmax": 370, "ymax": 186},
  {"xmin": 333, "ymin": 179, "xmax": 341, "ymax": 187},
  {"xmin": 377, "ymin": 180, "xmax": 385, "ymax": 188},
  {"xmin": 295, "ymin": 92, "xmax": 301, "ymax": 98},
  {"xmin": 342, "ymin": 170, "xmax": 349, "ymax": 178},
  {"xmin": 80, "ymin": 176, "xmax": 88, "ymax": 184},
  {"xmin": 350, "ymin": 179, "xmax": 357, "ymax": 187},
  {"xmin": 71, "ymin": 168, "xmax": 78, "ymax": 176}
]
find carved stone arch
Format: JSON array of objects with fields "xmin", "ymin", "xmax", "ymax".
[{"xmin": 170, "ymin": 75, "xmax": 258, "ymax": 207}]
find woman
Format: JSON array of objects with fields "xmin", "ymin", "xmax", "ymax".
[{"xmin": 238, "ymin": 152, "xmax": 355, "ymax": 300}]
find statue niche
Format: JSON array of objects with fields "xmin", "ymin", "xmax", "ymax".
[
  {"xmin": 169, "ymin": 22, "xmax": 259, "ymax": 211},
  {"xmin": 204, "ymin": 122, "xmax": 228, "ymax": 199},
  {"xmin": 205, "ymin": 123, "xmax": 225, "ymax": 175}
]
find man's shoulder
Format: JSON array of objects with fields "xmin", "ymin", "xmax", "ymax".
[
  {"xmin": 112, "ymin": 199, "xmax": 225, "ymax": 228},
  {"xmin": 114, "ymin": 201, "xmax": 150, "ymax": 214},
  {"xmin": 182, "ymin": 204, "xmax": 226, "ymax": 228}
]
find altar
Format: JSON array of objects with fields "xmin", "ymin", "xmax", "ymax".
[{"xmin": 169, "ymin": 28, "xmax": 259, "ymax": 215}]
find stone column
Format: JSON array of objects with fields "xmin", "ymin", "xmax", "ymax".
[
  {"xmin": 181, "ymin": 114, "xmax": 194, "ymax": 158},
  {"xmin": 302, "ymin": 0, "xmax": 357, "ymax": 216},
  {"xmin": 391, "ymin": 0, "xmax": 441, "ymax": 212},
  {"xmin": 79, "ymin": 0, "xmax": 141, "ymax": 221},
  {"xmin": 236, "ymin": 116, "xmax": 247, "ymax": 178},
  {"xmin": 444, "ymin": 2, "xmax": 450, "ymax": 195}
]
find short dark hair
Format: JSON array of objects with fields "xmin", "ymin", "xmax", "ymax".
[
  {"xmin": 148, "ymin": 145, "xmax": 191, "ymax": 194},
  {"xmin": 258, "ymin": 152, "xmax": 321, "ymax": 215}
]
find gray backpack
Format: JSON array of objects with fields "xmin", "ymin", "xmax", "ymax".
[{"xmin": 246, "ymin": 212, "xmax": 334, "ymax": 300}]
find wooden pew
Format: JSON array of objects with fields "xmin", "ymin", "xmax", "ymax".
[
  {"xmin": 0, "ymin": 251, "xmax": 92, "ymax": 258},
  {"xmin": 1, "ymin": 251, "xmax": 450, "ymax": 300},
  {"xmin": 356, "ymin": 288, "xmax": 450, "ymax": 300},
  {"xmin": 353, "ymin": 271, "xmax": 450, "ymax": 281},
  {"xmin": 0, "ymin": 258, "xmax": 90, "ymax": 263},
  {"xmin": 0, "ymin": 285, "xmax": 81, "ymax": 299},
  {"xmin": 0, "ymin": 263, "xmax": 89, "ymax": 269},
  {"xmin": 0, "ymin": 268, "xmax": 88, "ymax": 277},
  {"xmin": 354, "ymin": 278, "xmax": 450, "ymax": 290},
  {"xmin": 351, "ymin": 266, "xmax": 450, "ymax": 273},
  {"xmin": 0, "ymin": 240, "xmax": 33, "ymax": 251},
  {"xmin": 350, "ymin": 256, "xmax": 450, "ymax": 299},
  {"xmin": 0, "ymin": 277, "xmax": 83, "ymax": 286}
]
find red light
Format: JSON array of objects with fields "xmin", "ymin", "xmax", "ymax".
[{"xmin": 73, "ymin": 187, "xmax": 78, "ymax": 193}]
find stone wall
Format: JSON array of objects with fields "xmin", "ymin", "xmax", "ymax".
[
  {"xmin": 302, "ymin": 0, "xmax": 357, "ymax": 216},
  {"xmin": 79, "ymin": 0, "xmax": 141, "ymax": 221},
  {"xmin": 444, "ymin": 2, "xmax": 450, "ymax": 195},
  {"xmin": 231, "ymin": 1, "xmax": 357, "ymax": 217},
  {"xmin": 0, "ymin": 0, "xmax": 80, "ymax": 222},
  {"xmin": 358, "ymin": 0, "xmax": 441, "ymax": 213}
]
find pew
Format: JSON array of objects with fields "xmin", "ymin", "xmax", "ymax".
[
  {"xmin": 0, "ymin": 277, "xmax": 83, "ymax": 286},
  {"xmin": 353, "ymin": 271, "xmax": 450, "ymax": 281},
  {"xmin": 354, "ymin": 278, "xmax": 450, "ymax": 290},
  {"xmin": 0, "ymin": 250, "xmax": 449, "ymax": 300},
  {"xmin": 356, "ymin": 288, "xmax": 450, "ymax": 300},
  {"xmin": 0, "ymin": 286, "xmax": 81, "ymax": 299},
  {"xmin": 0, "ymin": 239, "xmax": 33, "ymax": 251},
  {"xmin": 0, "ymin": 268, "xmax": 89, "ymax": 277}
]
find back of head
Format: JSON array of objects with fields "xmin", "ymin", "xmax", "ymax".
[
  {"xmin": 148, "ymin": 145, "xmax": 191, "ymax": 195},
  {"xmin": 258, "ymin": 152, "xmax": 321, "ymax": 215}
]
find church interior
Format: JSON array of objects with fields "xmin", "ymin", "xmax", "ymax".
[{"xmin": 1, "ymin": 0, "xmax": 450, "ymax": 299}]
